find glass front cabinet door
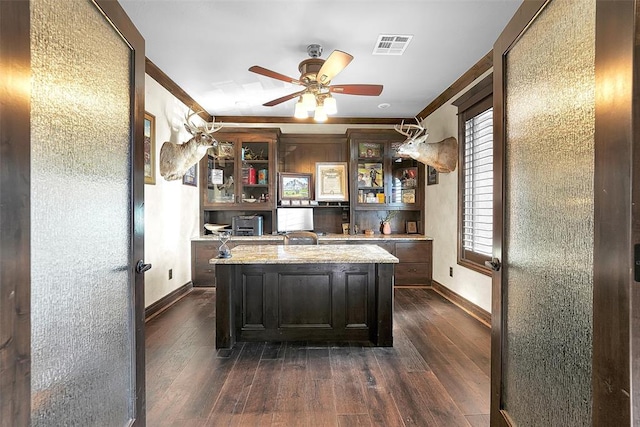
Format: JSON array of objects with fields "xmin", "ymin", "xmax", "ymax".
[
  {"xmin": 201, "ymin": 130, "xmax": 278, "ymax": 210},
  {"xmin": 388, "ymin": 140, "xmax": 421, "ymax": 207},
  {"xmin": 349, "ymin": 131, "xmax": 423, "ymax": 209}
]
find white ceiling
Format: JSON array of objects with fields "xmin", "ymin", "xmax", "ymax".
[{"xmin": 119, "ymin": 0, "xmax": 522, "ymax": 121}]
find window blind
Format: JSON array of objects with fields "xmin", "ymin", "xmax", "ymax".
[{"xmin": 462, "ymin": 107, "xmax": 493, "ymax": 257}]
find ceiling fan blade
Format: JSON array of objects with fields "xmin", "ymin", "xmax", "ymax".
[
  {"xmin": 263, "ymin": 89, "xmax": 306, "ymax": 107},
  {"xmin": 317, "ymin": 50, "xmax": 353, "ymax": 84},
  {"xmin": 249, "ymin": 65, "xmax": 302, "ymax": 86},
  {"xmin": 329, "ymin": 84, "xmax": 384, "ymax": 96}
]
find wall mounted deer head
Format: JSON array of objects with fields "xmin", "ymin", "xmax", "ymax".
[
  {"xmin": 159, "ymin": 110, "xmax": 224, "ymax": 181},
  {"xmin": 394, "ymin": 119, "xmax": 458, "ymax": 173}
]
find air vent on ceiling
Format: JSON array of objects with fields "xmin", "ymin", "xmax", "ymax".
[{"xmin": 372, "ymin": 34, "xmax": 413, "ymax": 55}]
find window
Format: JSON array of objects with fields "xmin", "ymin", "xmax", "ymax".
[{"xmin": 453, "ymin": 75, "xmax": 493, "ymax": 275}]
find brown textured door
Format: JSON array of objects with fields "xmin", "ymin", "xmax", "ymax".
[
  {"xmin": 492, "ymin": 1, "xmax": 637, "ymax": 426},
  {"xmin": 0, "ymin": 0, "xmax": 146, "ymax": 425}
]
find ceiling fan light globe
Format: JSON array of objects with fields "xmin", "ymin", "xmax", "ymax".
[
  {"xmin": 324, "ymin": 97, "xmax": 337, "ymax": 115},
  {"xmin": 294, "ymin": 101, "xmax": 308, "ymax": 119},
  {"xmin": 302, "ymin": 92, "xmax": 316, "ymax": 110},
  {"xmin": 314, "ymin": 105, "xmax": 328, "ymax": 122}
]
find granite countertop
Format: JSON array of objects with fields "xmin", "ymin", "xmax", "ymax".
[
  {"xmin": 209, "ymin": 244, "xmax": 400, "ymax": 265},
  {"xmin": 193, "ymin": 233, "xmax": 433, "ymax": 242}
]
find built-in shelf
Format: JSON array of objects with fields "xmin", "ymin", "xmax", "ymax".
[{"xmin": 277, "ymin": 201, "xmax": 349, "ymax": 208}]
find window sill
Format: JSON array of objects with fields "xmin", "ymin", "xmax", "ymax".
[{"xmin": 457, "ymin": 258, "xmax": 492, "ymax": 277}]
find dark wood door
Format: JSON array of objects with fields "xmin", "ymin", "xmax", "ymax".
[
  {"xmin": 0, "ymin": 1, "xmax": 146, "ymax": 425},
  {"xmin": 492, "ymin": 1, "xmax": 638, "ymax": 426}
]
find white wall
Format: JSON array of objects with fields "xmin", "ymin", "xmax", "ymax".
[
  {"xmin": 422, "ymin": 70, "xmax": 493, "ymax": 313},
  {"xmin": 143, "ymin": 75, "xmax": 201, "ymax": 307}
]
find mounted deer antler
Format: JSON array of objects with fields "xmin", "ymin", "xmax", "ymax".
[
  {"xmin": 394, "ymin": 118, "xmax": 457, "ymax": 173},
  {"xmin": 159, "ymin": 110, "xmax": 223, "ymax": 181},
  {"xmin": 394, "ymin": 119, "xmax": 429, "ymax": 144}
]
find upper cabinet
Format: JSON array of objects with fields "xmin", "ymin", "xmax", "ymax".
[
  {"xmin": 200, "ymin": 129, "xmax": 279, "ymax": 210},
  {"xmin": 348, "ymin": 130, "xmax": 424, "ymax": 210}
]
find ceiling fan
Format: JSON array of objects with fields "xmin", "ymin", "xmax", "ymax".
[{"xmin": 249, "ymin": 44, "xmax": 383, "ymax": 120}]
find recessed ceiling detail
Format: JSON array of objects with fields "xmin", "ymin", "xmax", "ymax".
[{"xmin": 373, "ymin": 35, "xmax": 413, "ymax": 55}]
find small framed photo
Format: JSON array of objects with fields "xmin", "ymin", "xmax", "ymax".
[
  {"xmin": 342, "ymin": 223, "xmax": 350, "ymax": 235},
  {"xmin": 182, "ymin": 163, "xmax": 197, "ymax": 186},
  {"xmin": 406, "ymin": 221, "xmax": 418, "ymax": 234},
  {"xmin": 358, "ymin": 142, "xmax": 382, "ymax": 158},
  {"xmin": 144, "ymin": 112, "xmax": 156, "ymax": 185},
  {"xmin": 427, "ymin": 166, "xmax": 439, "ymax": 186},
  {"xmin": 279, "ymin": 172, "xmax": 313, "ymax": 201},
  {"xmin": 401, "ymin": 189, "xmax": 416, "ymax": 204},
  {"xmin": 217, "ymin": 142, "xmax": 234, "ymax": 159}
]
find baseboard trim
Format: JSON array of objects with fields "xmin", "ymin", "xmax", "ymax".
[
  {"xmin": 431, "ymin": 280, "xmax": 491, "ymax": 327},
  {"xmin": 145, "ymin": 282, "xmax": 193, "ymax": 322}
]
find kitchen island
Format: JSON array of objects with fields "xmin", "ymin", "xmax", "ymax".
[{"xmin": 211, "ymin": 244, "xmax": 399, "ymax": 349}]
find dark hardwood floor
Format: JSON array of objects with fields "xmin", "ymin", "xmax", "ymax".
[{"xmin": 145, "ymin": 287, "xmax": 490, "ymax": 426}]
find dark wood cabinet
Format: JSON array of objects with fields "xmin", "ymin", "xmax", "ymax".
[
  {"xmin": 194, "ymin": 127, "xmax": 431, "ymax": 288},
  {"xmin": 347, "ymin": 130, "xmax": 425, "ymax": 235},
  {"xmin": 191, "ymin": 240, "xmax": 225, "ymax": 287},
  {"xmin": 350, "ymin": 239, "xmax": 432, "ymax": 286},
  {"xmin": 193, "ymin": 238, "xmax": 433, "ymax": 287},
  {"xmin": 394, "ymin": 241, "xmax": 433, "ymax": 286},
  {"xmin": 200, "ymin": 129, "xmax": 278, "ymax": 209},
  {"xmin": 216, "ymin": 261, "xmax": 394, "ymax": 348}
]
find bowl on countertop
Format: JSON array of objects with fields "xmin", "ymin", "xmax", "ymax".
[
  {"xmin": 204, "ymin": 223, "xmax": 230, "ymax": 233},
  {"xmin": 242, "ymin": 198, "xmax": 258, "ymax": 203}
]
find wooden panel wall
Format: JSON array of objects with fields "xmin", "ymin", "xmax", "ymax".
[{"xmin": 278, "ymin": 134, "xmax": 348, "ymax": 173}]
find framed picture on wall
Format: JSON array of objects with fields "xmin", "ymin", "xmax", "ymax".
[
  {"xmin": 182, "ymin": 163, "xmax": 197, "ymax": 186},
  {"xmin": 427, "ymin": 165, "xmax": 439, "ymax": 186},
  {"xmin": 279, "ymin": 172, "xmax": 313, "ymax": 201},
  {"xmin": 144, "ymin": 112, "xmax": 156, "ymax": 185},
  {"xmin": 315, "ymin": 162, "xmax": 349, "ymax": 202}
]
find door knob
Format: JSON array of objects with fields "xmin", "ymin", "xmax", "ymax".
[
  {"xmin": 136, "ymin": 260, "xmax": 152, "ymax": 274},
  {"xmin": 485, "ymin": 257, "xmax": 501, "ymax": 272}
]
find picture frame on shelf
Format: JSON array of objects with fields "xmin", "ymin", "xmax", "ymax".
[
  {"xmin": 144, "ymin": 112, "xmax": 156, "ymax": 185},
  {"xmin": 182, "ymin": 163, "xmax": 197, "ymax": 186},
  {"xmin": 217, "ymin": 142, "xmax": 234, "ymax": 159},
  {"xmin": 364, "ymin": 163, "xmax": 383, "ymax": 188},
  {"xmin": 358, "ymin": 142, "xmax": 382, "ymax": 158},
  {"xmin": 396, "ymin": 167, "xmax": 418, "ymax": 188},
  {"xmin": 406, "ymin": 221, "xmax": 418, "ymax": 234},
  {"xmin": 391, "ymin": 141, "xmax": 410, "ymax": 158},
  {"xmin": 357, "ymin": 164, "xmax": 371, "ymax": 187},
  {"xmin": 427, "ymin": 166, "xmax": 439, "ymax": 185},
  {"xmin": 401, "ymin": 189, "xmax": 416, "ymax": 204},
  {"xmin": 315, "ymin": 162, "xmax": 349, "ymax": 202},
  {"xmin": 279, "ymin": 172, "xmax": 313, "ymax": 201}
]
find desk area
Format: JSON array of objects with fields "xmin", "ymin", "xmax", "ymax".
[{"xmin": 211, "ymin": 244, "xmax": 398, "ymax": 349}]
